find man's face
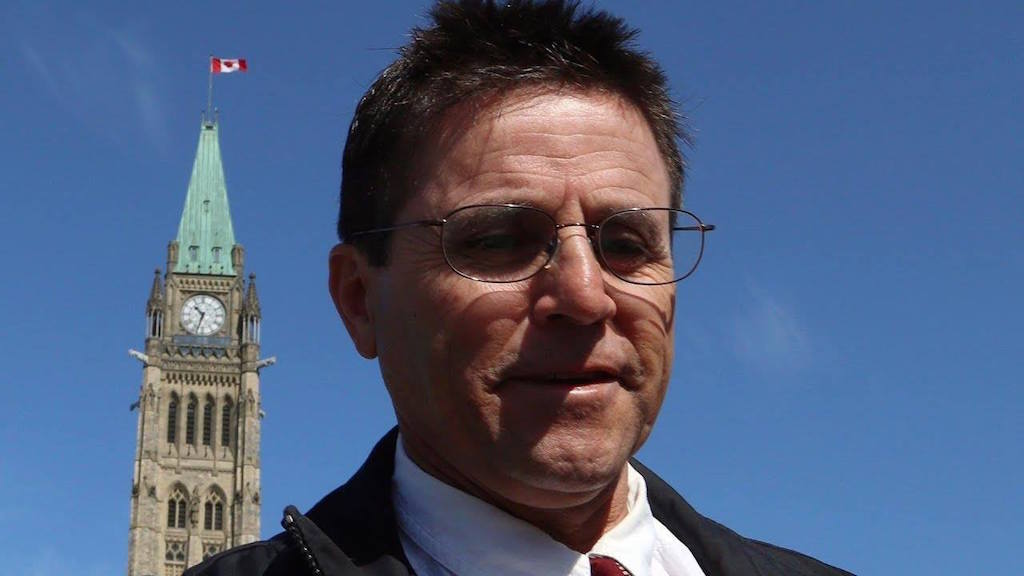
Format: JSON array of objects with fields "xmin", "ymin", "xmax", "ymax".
[{"xmin": 349, "ymin": 90, "xmax": 675, "ymax": 510}]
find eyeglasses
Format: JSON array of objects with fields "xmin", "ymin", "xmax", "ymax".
[{"xmin": 349, "ymin": 204, "xmax": 715, "ymax": 285}]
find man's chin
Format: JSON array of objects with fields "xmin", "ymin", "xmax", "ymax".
[{"xmin": 491, "ymin": 441, "xmax": 633, "ymax": 509}]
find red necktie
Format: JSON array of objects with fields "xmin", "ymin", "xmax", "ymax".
[{"xmin": 589, "ymin": 554, "xmax": 633, "ymax": 576}]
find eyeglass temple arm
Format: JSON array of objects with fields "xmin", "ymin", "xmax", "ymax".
[
  {"xmin": 347, "ymin": 220, "xmax": 444, "ymax": 237},
  {"xmin": 673, "ymin": 224, "xmax": 716, "ymax": 232}
]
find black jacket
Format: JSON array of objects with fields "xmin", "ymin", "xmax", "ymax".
[{"xmin": 186, "ymin": 429, "xmax": 853, "ymax": 575}]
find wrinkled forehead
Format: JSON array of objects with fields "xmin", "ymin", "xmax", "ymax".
[
  {"xmin": 405, "ymin": 87, "xmax": 670, "ymax": 211},
  {"xmin": 434, "ymin": 86, "xmax": 659, "ymax": 160}
]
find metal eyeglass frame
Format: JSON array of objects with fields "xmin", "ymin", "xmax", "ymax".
[{"xmin": 348, "ymin": 203, "xmax": 716, "ymax": 285}]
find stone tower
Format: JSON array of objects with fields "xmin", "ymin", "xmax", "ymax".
[{"xmin": 127, "ymin": 118, "xmax": 272, "ymax": 576}]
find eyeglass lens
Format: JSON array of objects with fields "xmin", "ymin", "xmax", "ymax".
[
  {"xmin": 443, "ymin": 206, "xmax": 555, "ymax": 282},
  {"xmin": 441, "ymin": 205, "xmax": 705, "ymax": 284}
]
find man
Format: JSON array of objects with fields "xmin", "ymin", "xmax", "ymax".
[{"xmin": 189, "ymin": 1, "xmax": 852, "ymax": 575}]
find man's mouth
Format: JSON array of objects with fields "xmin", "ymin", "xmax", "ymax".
[
  {"xmin": 499, "ymin": 369, "xmax": 622, "ymax": 389},
  {"xmin": 540, "ymin": 371, "xmax": 618, "ymax": 385}
]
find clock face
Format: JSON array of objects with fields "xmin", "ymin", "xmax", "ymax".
[{"xmin": 181, "ymin": 294, "xmax": 226, "ymax": 336}]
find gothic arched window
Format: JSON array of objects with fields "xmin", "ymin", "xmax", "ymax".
[
  {"xmin": 220, "ymin": 397, "xmax": 233, "ymax": 447},
  {"xmin": 202, "ymin": 396, "xmax": 215, "ymax": 446},
  {"xmin": 167, "ymin": 500, "xmax": 178, "ymax": 528},
  {"xmin": 204, "ymin": 490, "xmax": 225, "ymax": 531},
  {"xmin": 167, "ymin": 393, "xmax": 179, "ymax": 444},
  {"xmin": 167, "ymin": 486, "xmax": 188, "ymax": 529},
  {"xmin": 185, "ymin": 394, "xmax": 198, "ymax": 446}
]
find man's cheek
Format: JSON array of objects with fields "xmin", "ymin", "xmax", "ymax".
[{"xmin": 446, "ymin": 291, "xmax": 530, "ymax": 350}]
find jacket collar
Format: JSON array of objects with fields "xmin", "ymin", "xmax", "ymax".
[
  {"xmin": 288, "ymin": 428, "xmax": 411, "ymax": 574},
  {"xmin": 282, "ymin": 428, "xmax": 828, "ymax": 576}
]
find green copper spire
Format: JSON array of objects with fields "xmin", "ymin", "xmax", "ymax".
[{"xmin": 173, "ymin": 120, "xmax": 237, "ymax": 275}]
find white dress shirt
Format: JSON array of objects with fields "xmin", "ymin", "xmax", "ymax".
[{"xmin": 392, "ymin": 438, "xmax": 707, "ymax": 576}]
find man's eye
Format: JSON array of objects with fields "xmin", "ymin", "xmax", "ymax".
[
  {"xmin": 601, "ymin": 234, "xmax": 651, "ymax": 263},
  {"xmin": 459, "ymin": 232, "xmax": 522, "ymax": 252}
]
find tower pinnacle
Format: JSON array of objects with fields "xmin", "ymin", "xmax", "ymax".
[{"xmin": 174, "ymin": 120, "xmax": 237, "ymax": 275}]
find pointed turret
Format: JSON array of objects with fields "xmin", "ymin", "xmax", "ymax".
[
  {"xmin": 173, "ymin": 120, "xmax": 238, "ymax": 275},
  {"xmin": 146, "ymin": 268, "xmax": 164, "ymax": 309},
  {"xmin": 243, "ymin": 273, "xmax": 262, "ymax": 318},
  {"xmin": 241, "ymin": 273, "xmax": 262, "ymax": 345},
  {"xmin": 145, "ymin": 269, "xmax": 165, "ymax": 340}
]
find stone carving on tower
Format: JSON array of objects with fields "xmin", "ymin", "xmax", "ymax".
[{"xmin": 127, "ymin": 117, "xmax": 273, "ymax": 576}]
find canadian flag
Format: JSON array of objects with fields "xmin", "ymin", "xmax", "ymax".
[{"xmin": 211, "ymin": 57, "xmax": 247, "ymax": 74}]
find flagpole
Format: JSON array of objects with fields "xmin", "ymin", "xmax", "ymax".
[{"xmin": 207, "ymin": 54, "xmax": 214, "ymax": 123}]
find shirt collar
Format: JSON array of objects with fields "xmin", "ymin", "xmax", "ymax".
[{"xmin": 392, "ymin": 436, "xmax": 658, "ymax": 576}]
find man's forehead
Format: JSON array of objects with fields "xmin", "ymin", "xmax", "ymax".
[
  {"xmin": 383, "ymin": 97, "xmax": 671, "ymax": 226},
  {"xmin": 440, "ymin": 87, "xmax": 651, "ymax": 141},
  {"xmin": 424, "ymin": 88, "xmax": 664, "ymax": 183}
]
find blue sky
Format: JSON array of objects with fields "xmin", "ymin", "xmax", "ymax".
[{"xmin": 1, "ymin": 1, "xmax": 1021, "ymax": 574}]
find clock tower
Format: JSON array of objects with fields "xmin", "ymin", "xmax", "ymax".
[{"xmin": 127, "ymin": 117, "xmax": 272, "ymax": 576}]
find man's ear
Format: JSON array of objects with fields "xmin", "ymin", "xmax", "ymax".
[{"xmin": 328, "ymin": 243, "xmax": 378, "ymax": 359}]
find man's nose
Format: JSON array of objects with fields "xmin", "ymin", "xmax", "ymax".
[{"xmin": 531, "ymin": 231, "xmax": 616, "ymax": 325}]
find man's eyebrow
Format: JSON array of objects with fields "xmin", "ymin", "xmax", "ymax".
[
  {"xmin": 503, "ymin": 198, "xmax": 544, "ymax": 209},
  {"xmin": 455, "ymin": 186, "xmax": 552, "ymax": 209}
]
